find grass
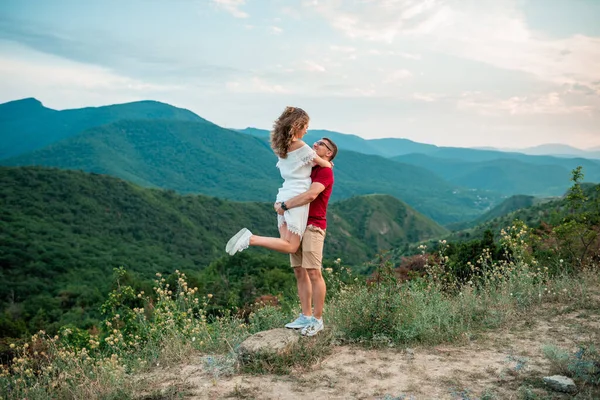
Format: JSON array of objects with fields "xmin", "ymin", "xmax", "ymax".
[{"xmin": 1, "ymin": 222, "xmax": 599, "ymax": 399}]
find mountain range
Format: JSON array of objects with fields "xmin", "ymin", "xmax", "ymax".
[
  {"xmin": 238, "ymin": 128, "xmax": 600, "ymax": 197},
  {"xmin": 2, "ymin": 97, "xmax": 599, "ymax": 225},
  {"xmin": 1, "ymin": 98, "xmax": 504, "ymax": 225}
]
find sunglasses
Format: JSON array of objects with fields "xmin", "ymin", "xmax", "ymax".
[{"xmin": 315, "ymin": 140, "xmax": 332, "ymax": 151}]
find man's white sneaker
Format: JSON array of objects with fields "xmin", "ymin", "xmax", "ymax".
[
  {"xmin": 285, "ymin": 313, "xmax": 312, "ymax": 329},
  {"xmin": 301, "ymin": 317, "xmax": 324, "ymax": 337},
  {"xmin": 226, "ymin": 228, "xmax": 252, "ymax": 255}
]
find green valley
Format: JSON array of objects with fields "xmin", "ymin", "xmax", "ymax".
[{"xmin": 0, "ymin": 166, "xmax": 446, "ymax": 336}]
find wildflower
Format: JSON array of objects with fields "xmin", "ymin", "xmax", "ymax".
[
  {"xmin": 9, "ymin": 343, "xmax": 15, "ymax": 349},
  {"xmin": 207, "ymin": 294, "xmax": 213, "ymax": 299}
]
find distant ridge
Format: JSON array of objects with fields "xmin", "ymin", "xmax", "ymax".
[{"xmin": 0, "ymin": 98, "xmax": 207, "ymax": 159}]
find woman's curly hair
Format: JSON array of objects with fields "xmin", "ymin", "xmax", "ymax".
[{"xmin": 270, "ymin": 106, "xmax": 310, "ymax": 158}]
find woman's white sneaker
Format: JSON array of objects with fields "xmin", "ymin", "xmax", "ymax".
[{"xmin": 226, "ymin": 228, "xmax": 252, "ymax": 255}]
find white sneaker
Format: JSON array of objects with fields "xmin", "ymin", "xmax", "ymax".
[
  {"xmin": 285, "ymin": 313, "xmax": 312, "ymax": 329},
  {"xmin": 301, "ymin": 317, "xmax": 324, "ymax": 337},
  {"xmin": 226, "ymin": 228, "xmax": 252, "ymax": 255}
]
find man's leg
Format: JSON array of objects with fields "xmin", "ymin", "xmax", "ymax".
[
  {"xmin": 293, "ymin": 267, "xmax": 312, "ymax": 317},
  {"xmin": 300, "ymin": 227, "xmax": 326, "ymax": 336},
  {"xmin": 307, "ymin": 268, "xmax": 326, "ymax": 319}
]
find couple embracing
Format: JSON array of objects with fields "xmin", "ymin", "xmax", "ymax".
[{"xmin": 226, "ymin": 107, "xmax": 337, "ymax": 337}]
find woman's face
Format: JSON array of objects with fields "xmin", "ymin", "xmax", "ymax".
[{"xmin": 299, "ymin": 120, "xmax": 309, "ymax": 138}]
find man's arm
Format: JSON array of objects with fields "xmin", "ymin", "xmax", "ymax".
[{"xmin": 275, "ymin": 182, "xmax": 325, "ymax": 214}]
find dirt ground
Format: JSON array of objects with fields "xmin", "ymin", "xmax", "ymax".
[{"xmin": 143, "ymin": 301, "xmax": 600, "ymax": 400}]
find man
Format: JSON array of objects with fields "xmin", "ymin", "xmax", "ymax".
[{"xmin": 275, "ymin": 137, "xmax": 337, "ymax": 337}]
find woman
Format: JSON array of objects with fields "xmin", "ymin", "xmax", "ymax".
[{"xmin": 226, "ymin": 106, "xmax": 332, "ymax": 255}]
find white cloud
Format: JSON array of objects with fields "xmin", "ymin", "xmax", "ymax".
[
  {"xmin": 384, "ymin": 69, "xmax": 412, "ymax": 83},
  {"xmin": 211, "ymin": 0, "xmax": 248, "ymax": 18},
  {"xmin": 353, "ymin": 87, "xmax": 377, "ymax": 97},
  {"xmin": 0, "ymin": 53, "xmax": 179, "ymax": 104},
  {"xmin": 412, "ymin": 92, "xmax": 443, "ymax": 102},
  {"xmin": 330, "ymin": 45, "xmax": 356, "ymax": 53},
  {"xmin": 457, "ymin": 91, "xmax": 595, "ymax": 116},
  {"xmin": 399, "ymin": 52, "xmax": 421, "ymax": 60},
  {"xmin": 304, "ymin": 61, "xmax": 326, "ymax": 73},
  {"xmin": 306, "ymin": 0, "xmax": 451, "ymax": 42},
  {"xmin": 307, "ymin": 0, "xmax": 600, "ymax": 87},
  {"xmin": 225, "ymin": 77, "xmax": 289, "ymax": 94},
  {"xmin": 270, "ymin": 26, "xmax": 283, "ymax": 35}
]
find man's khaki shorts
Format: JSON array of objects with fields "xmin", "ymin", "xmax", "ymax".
[{"xmin": 290, "ymin": 225, "xmax": 326, "ymax": 269}]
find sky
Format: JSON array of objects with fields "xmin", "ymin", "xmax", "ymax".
[{"xmin": 1, "ymin": 0, "xmax": 599, "ymax": 150}]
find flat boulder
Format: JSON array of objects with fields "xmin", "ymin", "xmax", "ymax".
[
  {"xmin": 238, "ymin": 328, "xmax": 300, "ymax": 360},
  {"xmin": 542, "ymin": 375, "xmax": 577, "ymax": 393}
]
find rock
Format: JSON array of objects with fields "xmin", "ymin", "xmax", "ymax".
[
  {"xmin": 238, "ymin": 328, "xmax": 300, "ymax": 360},
  {"xmin": 542, "ymin": 375, "xmax": 577, "ymax": 393}
]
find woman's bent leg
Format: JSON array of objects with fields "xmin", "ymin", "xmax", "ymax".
[{"xmin": 249, "ymin": 223, "xmax": 301, "ymax": 254}]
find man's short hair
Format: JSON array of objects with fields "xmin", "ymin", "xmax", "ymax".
[{"xmin": 322, "ymin": 137, "xmax": 338, "ymax": 161}]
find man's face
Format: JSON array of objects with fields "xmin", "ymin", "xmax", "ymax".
[{"xmin": 313, "ymin": 138, "xmax": 332, "ymax": 159}]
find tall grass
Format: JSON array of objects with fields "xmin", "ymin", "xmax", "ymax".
[
  {"xmin": 327, "ymin": 222, "xmax": 599, "ymax": 346},
  {"xmin": 2, "ymin": 221, "xmax": 598, "ymax": 399},
  {"xmin": 0, "ymin": 269, "xmax": 289, "ymax": 399}
]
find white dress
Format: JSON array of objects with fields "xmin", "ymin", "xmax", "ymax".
[{"xmin": 275, "ymin": 144, "xmax": 316, "ymax": 237}]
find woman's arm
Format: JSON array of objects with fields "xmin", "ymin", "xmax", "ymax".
[{"xmin": 313, "ymin": 154, "xmax": 332, "ymax": 168}]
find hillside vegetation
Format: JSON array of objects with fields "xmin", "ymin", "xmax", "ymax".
[
  {"xmin": 0, "ymin": 166, "xmax": 446, "ymax": 336},
  {"xmin": 2, "ymin": 168, "xmax": 598, "ymax": 399},
  {"xmin": 3, "ymin": 119, "xmax": 496, "ymax": 224}
]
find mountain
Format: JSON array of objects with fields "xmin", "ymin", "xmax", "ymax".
[
  {"xmin": 446, "ymin": 194, "xmax": 546, "ymax": 231},
  {"xmin": 3, "ymin": 119, "xmax": 282, "ymax": 200},
  {"xmin": 0, "ymin": 166, "xmax": 448, "ymax": 334},
  {"xmin": 449, "ymin": 183, "xmax": 600, "ymax": 241},
  {"xmin": 392, "ymin": 154, "xmax": 574, "ymax": 196},
  {"xmin": 2, "ymin": 119, "xmax": 497, "ymax": 224},
  {"xmin": 239, "ymin": 126, "xmax": 600, "ymax": 191},
  {"xmin": 517, "ymin": 144, "xmax": 600, "ymax": 159},
  {"xmin": 238, "ymin": 127, "xmax": 435, "ymax": 157},
  {"xmin": 328, "ymin": 194, "xmax": 448, "ymax": 260},
  {"xmin": 0, "ymin": 98, "xmax": 205, "ymax": 159}
]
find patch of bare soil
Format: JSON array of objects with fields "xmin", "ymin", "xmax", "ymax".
[{"xmin": 141, "ymin": 302, "xmax": 600, "ymax": 399}]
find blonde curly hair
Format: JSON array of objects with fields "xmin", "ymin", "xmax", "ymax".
[{"xmin": 270, "ymin": 106, "xmax": 310, "ymax": 158}]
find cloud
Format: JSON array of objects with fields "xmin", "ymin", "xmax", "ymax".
[
  {"xmin": 270, "ymin": 26, "xmax": 283, "ymax": 35},
  {"xmin": 399, "ymin": 52, "xmax": 421, "ymax": 60},
  {"xmin": 226, "ymin": 77, "xmax": 288, "ymax": 94},
  {"xmin": 330, "ymin": 45, "xmax": 356, "ymax": 53},
  {"xmin": 304, "ymin": 61, "xmax": 326, "ymax": 73},
  {"xmin": 412, "ymin": 92, "xmax": 444, "ymax": 102},
  {"xmin": 307, "ymin": 0, "xmax": 600, "ymax": 87},
  {"xmin": 0, "ymin": 20, "xmax": 243, "ymax": 84},
  {"xmin": 211, "ymin": 0, "xmax": 249, "ymax": 18},
  {"xmin": 457, "ymin": 91, "xmax": 595, "ymax": 116},
  {"xmin": 384, "ymin": 69, "xmax": 412, "ymax": 83},
  {"xmin": 306, "ymin": 0, "xmax": 452, "ymax": 42},
  {"xmin": 0, "ymin": 51, "xmax": 181, "ymax": 109}
]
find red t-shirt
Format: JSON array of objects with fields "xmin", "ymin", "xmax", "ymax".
[{"xmin": 307, "ymin": 166, "xmax": 334, "ymax": 230}]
